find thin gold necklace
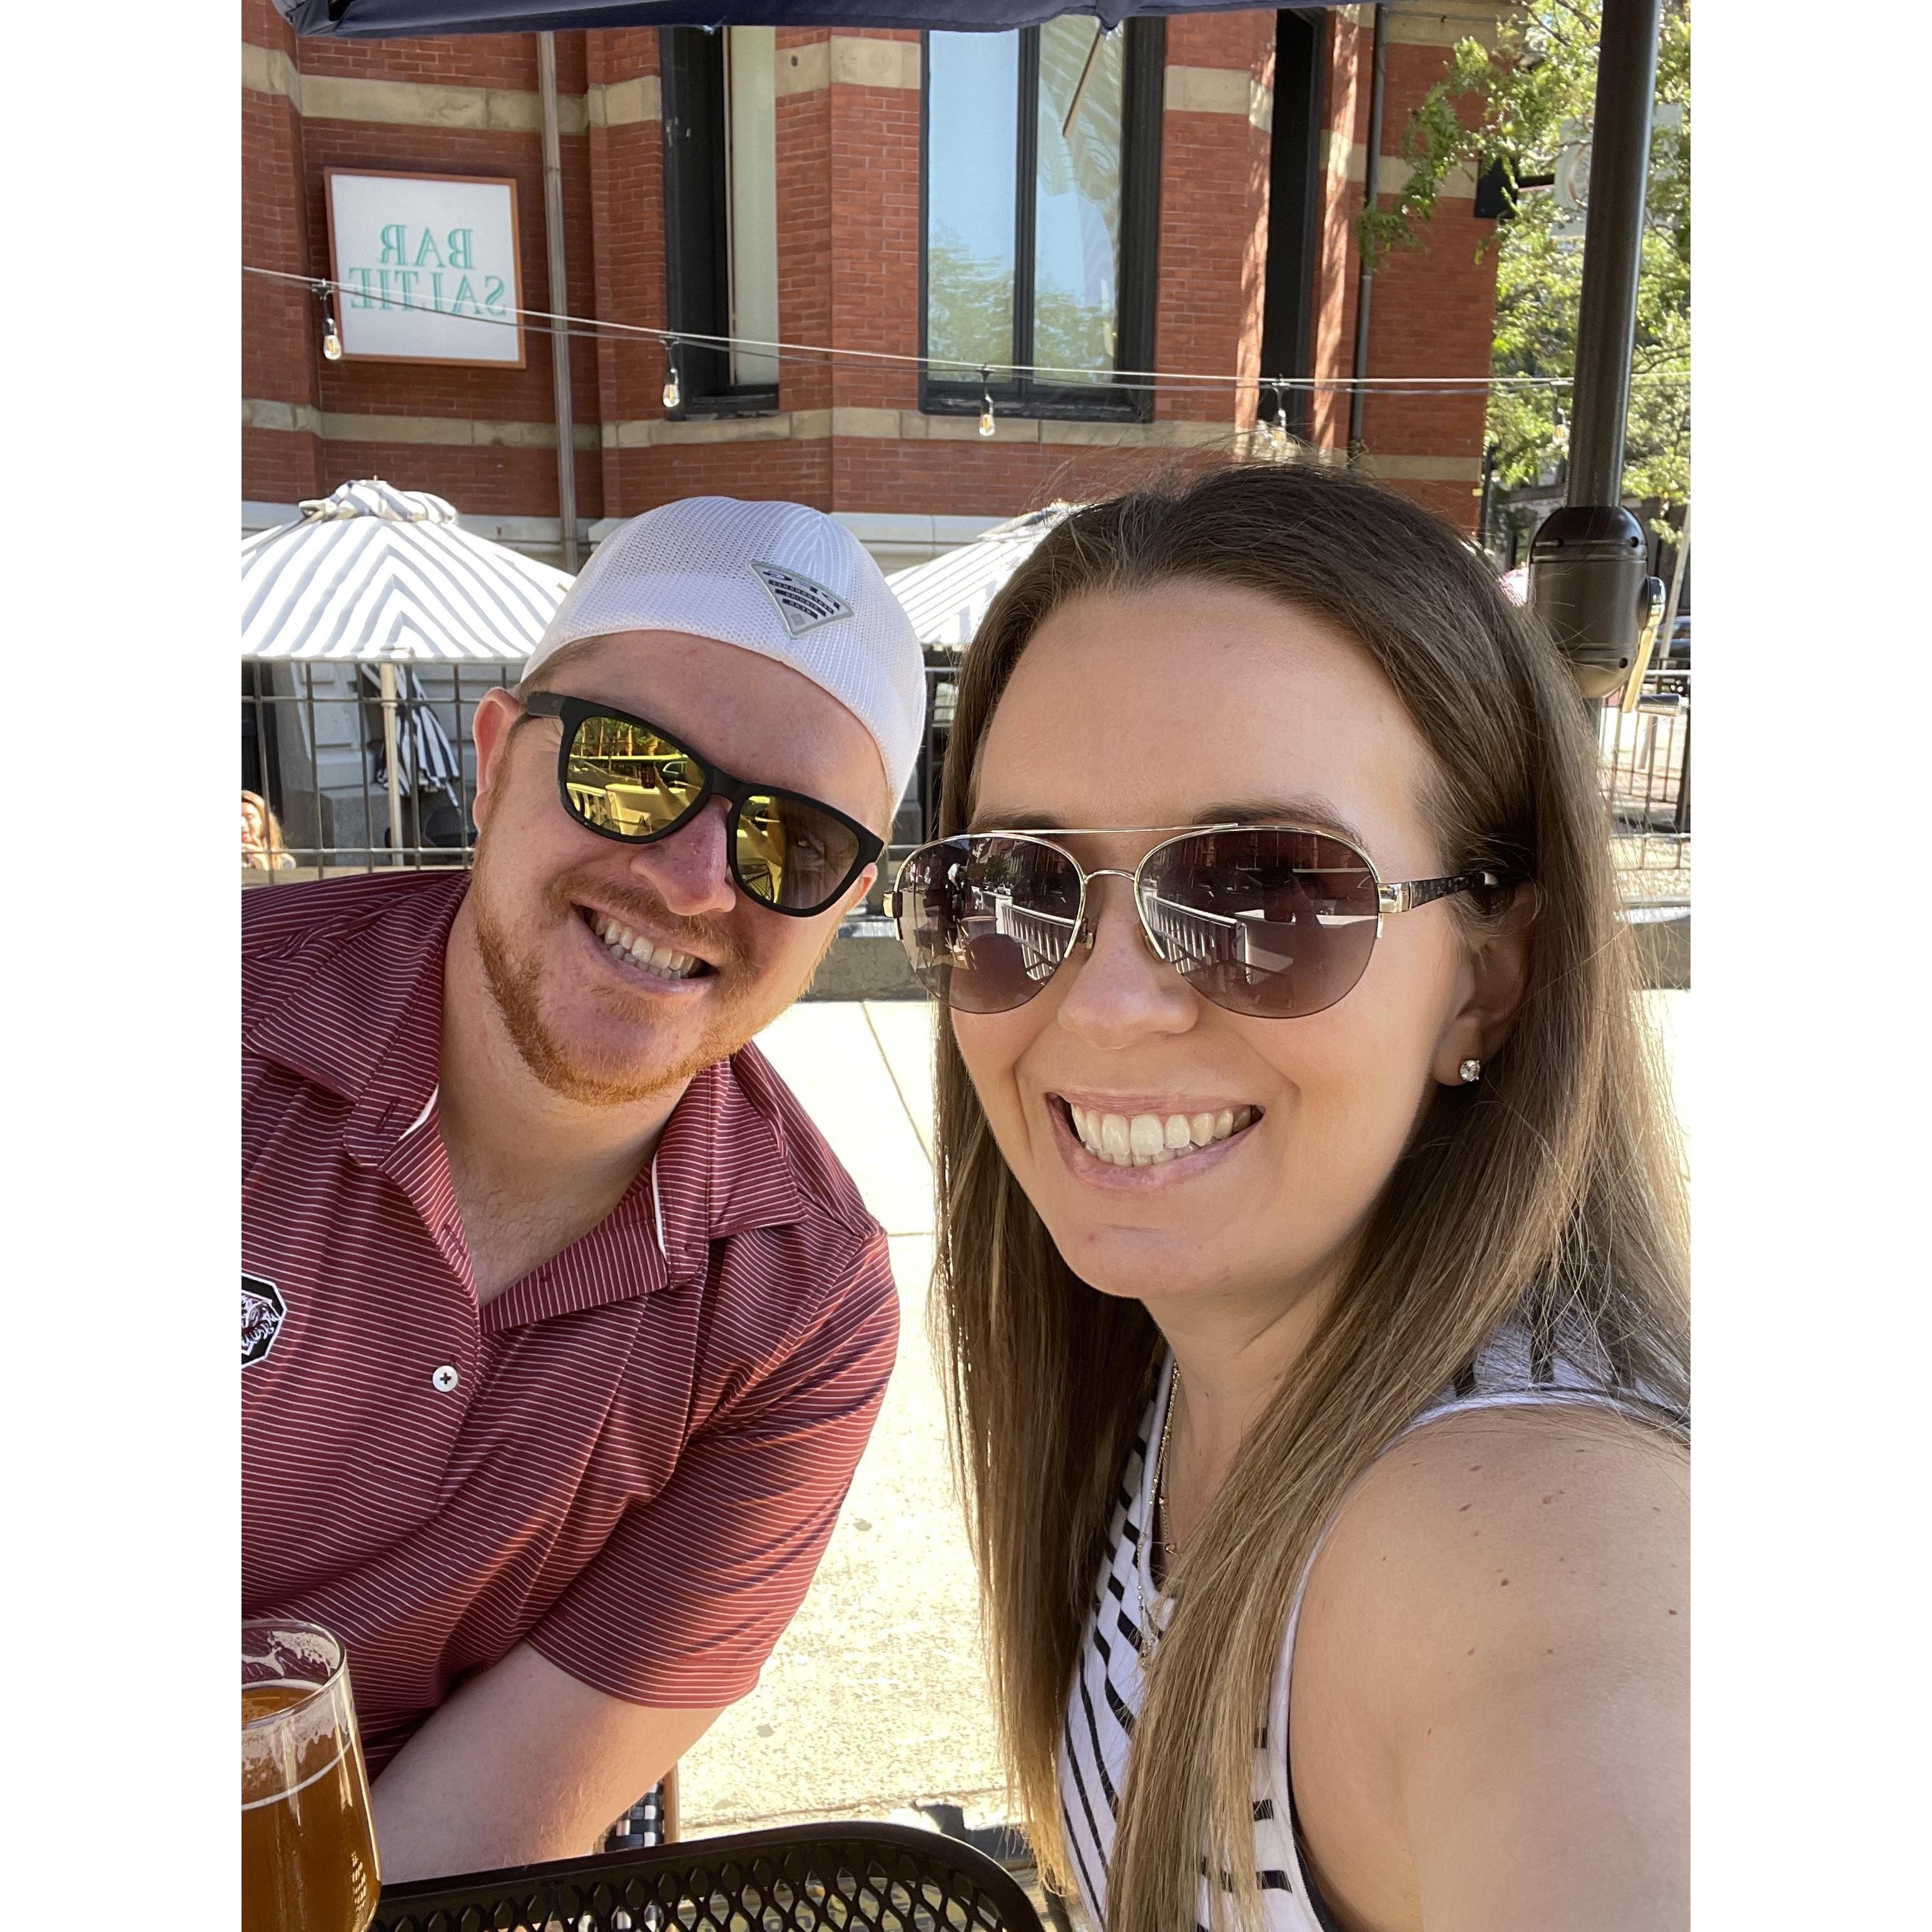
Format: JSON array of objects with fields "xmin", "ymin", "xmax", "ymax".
[{"xmin": 1152, "ymin": 1357, "xmax": 1182, "ymax": 1563}]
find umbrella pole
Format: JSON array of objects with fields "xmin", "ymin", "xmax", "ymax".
[{"xmin": 379, "ymin": 661, "xmax": 405, "ymax": 863}]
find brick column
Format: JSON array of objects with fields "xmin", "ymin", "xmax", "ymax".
[
  {"xmin": 242, "ymin": 0, "xmax": 322, "ymax": 507},
  {"xmin": 1308, "ymin": 8, "xmax": 1365, "ymax": 456},
  {"xmin": 1309, "ymin": 5, "xmax": 1504, "ymax": 531},
  {"xmin": 773, "ymin": 29, "xmax": 836, "ymax": 506},
  {"xmin": 1154, "ymin": 11, "xmax": 1276, "ymax": 432},
  {"xmin": 586, "ymin": 27, "xmax": 665, "ymax": 522},
  {"xmin": 827, "ymin": 32, "xmax": 922, "ymax": 511}
]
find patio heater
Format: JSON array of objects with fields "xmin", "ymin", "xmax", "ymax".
[{"xmin": 1525, "ymin": 0, "xmax": 1669, "ymax": 699}]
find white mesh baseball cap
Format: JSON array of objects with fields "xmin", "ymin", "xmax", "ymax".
[{"xmin": 524, "ymin": 497, "xmax": 925, "ymax": 805}]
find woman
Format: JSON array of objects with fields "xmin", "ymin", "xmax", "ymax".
[
  {"xmin": 892, "ymin": 464, "xmax": 1688, "ymax": 1932},
  {"xmin": 242, "ymin": 789, "xmax": 297, "ymax": 871}
]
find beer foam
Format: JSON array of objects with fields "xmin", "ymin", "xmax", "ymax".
[{"xmin": 242, "ymin": 1625, "xmax": 353, "ymax": 1806}]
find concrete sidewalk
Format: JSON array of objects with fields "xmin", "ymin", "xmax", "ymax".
[{"xmin": 674, "ymin": 994, "xmax": 1691, "ymax": 1837}]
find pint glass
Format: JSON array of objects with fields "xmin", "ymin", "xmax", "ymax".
[{"xmin": 242, "ymin": 1620, "xmax": 382, "ymax": 1932}]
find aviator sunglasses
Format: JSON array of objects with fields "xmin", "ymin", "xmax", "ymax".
[
  {"xmin": 522, "ymin": 692, "xmax": 883, "ymax": 917},
  {"xmin": 885, "ymin": 825, "xmax": 1508, "ymax": 1020}
]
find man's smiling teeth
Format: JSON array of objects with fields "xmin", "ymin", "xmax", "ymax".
[
  {"xmin": 1067, "ymin": 1102, "xmax": 1256, "ymax": 1167},
  {"xmin": 587, "ymin": 911, "xmax": 701, "ymax": 982}
]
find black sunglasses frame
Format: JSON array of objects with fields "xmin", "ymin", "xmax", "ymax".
[
  {"xmin": 885, "ymin": 825, "xmax": 1507, "ymax": 1018},
  {"xmin": 522, "ymin": 691, "xmax": 884, "ymax": 919}
]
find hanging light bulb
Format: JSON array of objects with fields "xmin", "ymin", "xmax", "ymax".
[
  {"xmin": 978, "ymin": 369, "xmax": 996, "ymax": 439},
  {"xmin": 662, "ymin": 340, "xmax": 682, "ymax": 412},
  {"xmin": 313, "ymin": 280, "xmax": 344, "ymax": 362},
  {"xmin": 1269, "ymin": 383, "xmax": 1290, "ymax": 457}
]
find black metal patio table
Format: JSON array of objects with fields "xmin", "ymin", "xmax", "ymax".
[{"xmin": 370, "ymin": 1819, "xmax": 1049, "ymax": 1932}]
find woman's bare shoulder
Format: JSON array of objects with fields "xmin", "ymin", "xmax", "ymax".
[
  {"xmin": 1314, "ymin": 1400, "xmax": 1687, "ymax": 1615},
  {"xmin": 1288, "ymin": 1405, "xmax": 1688, "ymax": 1930}
]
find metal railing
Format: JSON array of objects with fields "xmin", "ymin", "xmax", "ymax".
[
  {"xmin": 243, "ymin": 661, "xmax": 1690, "ymax": 913},
  {"xmin": 243, "ymin": 658, "xmax": 517, "ymax": 875},
  {"xmin": 1600, "ymin": 666, "xmax": 1690, "ymax": 903}
]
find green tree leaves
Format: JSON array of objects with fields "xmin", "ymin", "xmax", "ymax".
[{"xmin": 1362, "ymin": 1, "xmax": 1690, "ymax": 518}]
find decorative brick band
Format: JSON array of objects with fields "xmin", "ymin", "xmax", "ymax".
[
  {"xmin": 1164, "ymin": 64, "xmax": 1273, "ymax": 132},
  {"xmin": 831, "ymin": 36, "xmax": 921, "ymax": 91},
  {"xmin": 243, "ymin": 399, "xmax": 597, "ymax": 450},
  {"xmin": 586, "ymin": 78, "xmax": 661, "ymax": 129},
  {"xmin": 241, "ymin": 41, "xmax": 599, "ymax": 135},
  {"xmin": 771, "ymin": 35, "xmax": 920, "ymax": 96},
  {"xmin": 1320, "ymin": 130, "xmax": 1478, "ymax": 198},
  {"xmin": 602, "ymin": 409, "xmax": 1244, "ymax": 450},
  {"xmin": 1385, "ymin": 8, "xmax": 1505, "ymax": 51},
  {"xmin": 1361, "ymin": 452, "xmax": 1483, "ymax": 482},
  {"xmin": 244, "ymin": 402, "xmax": 1245, "ymax": 452},
  {"xmin": 1330, "ymin": 1, "xmax": 1501, "ymax": 45}
]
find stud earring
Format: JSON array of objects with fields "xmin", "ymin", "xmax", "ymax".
[{"xmin": 1458, "ymin": 1058, "xmax": 1483, "ymax": 1084}]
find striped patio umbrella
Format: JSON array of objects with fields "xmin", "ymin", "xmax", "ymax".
[
  {"xmin": 242, "ymin": 480, "xmax": 574, "ymax": 855},
  {"xmin": 886, "ymin": 504, "xmax": 1074, "ymax": 650},
  {"xmin": 241, "ymin": 479, "xmax": 572, "ymax": 665}
]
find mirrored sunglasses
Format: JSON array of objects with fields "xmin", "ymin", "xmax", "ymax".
[
  {"xmin": 886, "ymin": 826, "xmax": 1505, "ymax": 1019},
  {"xmin": 524, "ymin": 693, "xmax": 882, "ymax": 918}
]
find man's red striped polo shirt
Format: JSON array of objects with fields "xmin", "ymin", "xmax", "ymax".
[{"xmin": 242, "ymin": 872, "xmax": 898, "ymax": 1774}]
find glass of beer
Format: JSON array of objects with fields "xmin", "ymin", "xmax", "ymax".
[{"xmin": 243, "ymin": 1620, "xmax": 382, "ymax": 1932}]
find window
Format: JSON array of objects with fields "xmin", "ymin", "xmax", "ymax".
[
  {"xmin": 922, "ymin": 21, "xmax": 1162, "ymax": 419},
  {"xmin": 660, "ymin": 27, "xmax": 781, "ymax": 415}
]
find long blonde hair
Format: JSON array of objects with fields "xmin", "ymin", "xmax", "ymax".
[{"xmin": 928, "ymin": 462, "xmax": 1689, "ymax": 1932}]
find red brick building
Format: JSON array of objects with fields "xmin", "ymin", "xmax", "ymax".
[{"xmin": 243, "ymin": 3, "xmax": 1509, "ymax": 568}]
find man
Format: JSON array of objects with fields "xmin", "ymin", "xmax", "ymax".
[{"xmin": 243, "ymin": 497, "xmax": 924, "ymax": 1880}]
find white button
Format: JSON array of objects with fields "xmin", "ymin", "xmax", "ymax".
[{"xmin": 431, "ymin": 1365, "xmax": 460, "ymax": 1393}]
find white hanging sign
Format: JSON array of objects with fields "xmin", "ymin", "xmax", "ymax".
[
  {"xmin": 324, "ymin": 170, "xmax": 526, "ymax": 367},
  {"xmin": 1551, "ymin": 118, "xmax": 1592, "ymax": 240}
]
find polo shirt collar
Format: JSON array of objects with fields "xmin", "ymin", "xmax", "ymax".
[
  {"xmin": 248, "ymin": 875, "xmax": 807, "ymax": 1286},
  {"xmin": 245, "ymin": 875, "xmax": 463, "ymax": 1167},
  {"xmin": 651, "ymin": 1050, "xmax": 805, "ymax": 1278}
]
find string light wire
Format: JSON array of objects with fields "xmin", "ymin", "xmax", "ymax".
[{"xmin": 247, "ymin": 263, "xmax": 1687, "ymax": 399}]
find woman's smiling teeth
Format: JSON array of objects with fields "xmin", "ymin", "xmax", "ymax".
[
  {"xmin": 586, "ymin": 910, "xmax": 703, "ymax": 982},
  {"xmin": 1064, "ymin": 1101, "xmax": 1256, "ymax": 1167}
]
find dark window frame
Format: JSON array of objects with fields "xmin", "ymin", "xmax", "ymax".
[
  {"xmin": 918, "ymin": 20, "xmax": 1164, "ymax": 424},
  {"xmin": 659, "ymin": 27, "xmax": 781, "ymax": 420}
]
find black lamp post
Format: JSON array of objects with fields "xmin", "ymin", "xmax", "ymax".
[{"xmin": 1528, "ymin": 0, "xmax": 1668, "ymax": 699}]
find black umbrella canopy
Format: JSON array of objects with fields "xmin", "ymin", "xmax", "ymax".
[{"xmin": 274, "ymin": 0, "xmax": 1279, "ymax": 34}]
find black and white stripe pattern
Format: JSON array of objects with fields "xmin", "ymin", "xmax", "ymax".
[
  {"xmin": 357, "ymin": 665, "xmax": 464, "ymax": 801},
  {"xmin": 884, "ymin": 506, "xmax": 1071, "ymax": 647},
  {"xmin": 241, "ymin": 479, "xmax": 572, "ymax": 666},
  {"xmin": 1059, "ymin": 1324, "xmax": 1658, "ymax": 1932}
]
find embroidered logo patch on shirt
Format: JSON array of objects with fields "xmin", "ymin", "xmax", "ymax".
[
  {"xmin": 748, "ymin": 559, "xmax": 853, "ymax": 637},
  {"xmin": 243, "ymin": 1273, "xmax": 287, "ymax": 1368}
]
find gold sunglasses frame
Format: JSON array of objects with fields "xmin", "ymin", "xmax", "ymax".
[{"xmin": 884, "ymin": 825, "xmax": 1503, "ymax": 1015}]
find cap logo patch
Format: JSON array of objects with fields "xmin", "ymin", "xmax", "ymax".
[
  {"xmin": 243, "ymin": 1272, "xmax": 287, "ymax": 1369},
  {"xmin": 749, "ymin": 559, "xmax": 853, "ymax": 637}
]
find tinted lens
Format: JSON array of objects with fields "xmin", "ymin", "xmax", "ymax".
[
  {"xmin": 563, "ymin": 714, "xmax": 706, "ymax": 840},
  {"xmin": 1138, "ymin": 828, "xmax": 1380, "ymax": 1017},
  {"xmin": 894, "ymin": 836, "xmax": 1084, "ymax": 1014},
  {"xmin": 735, "ymin": 793, "xmax": 863, "ymax": 913}
]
